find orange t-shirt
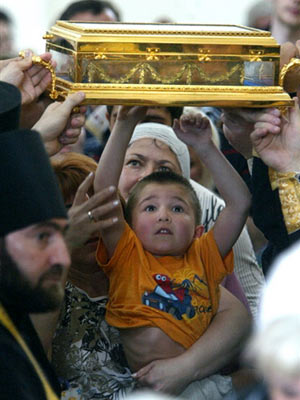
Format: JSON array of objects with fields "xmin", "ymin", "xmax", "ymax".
[{"xmin": 97, "ymin": 223, "xmax": 233, "ymax": 349}]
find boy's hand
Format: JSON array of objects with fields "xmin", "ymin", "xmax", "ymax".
[
  {"xmin": 115, "ymin": 105, "xmax": 148, "ymax": 128},
  {"xmin": 250, "ymin": 98, "xmax": 300, "ymax": 172},
  {"xmin": 173, "ymin": 112, "xmax": 213, "ymax": 152}
]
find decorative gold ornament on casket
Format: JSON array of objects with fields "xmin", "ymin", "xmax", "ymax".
[{"xmin": 36, "ymin": 21, "xmax": 299, "ymax": 107}]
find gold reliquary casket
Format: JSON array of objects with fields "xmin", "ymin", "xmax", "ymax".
[{"xmin": 40, "ymin": 21, "xmax": 296, "ymax": 107}]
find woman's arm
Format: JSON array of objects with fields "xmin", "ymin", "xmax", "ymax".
[{"xmin": 134, "ymin": 286, "xmax": 252, "ymax": 395}]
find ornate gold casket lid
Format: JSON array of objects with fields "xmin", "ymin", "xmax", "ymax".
[{"xmin": 42, "ymin": 21, "xmax": 294, "ymax": 107}]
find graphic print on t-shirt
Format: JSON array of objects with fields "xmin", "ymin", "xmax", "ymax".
[{"xmin": 142, "ymin": 273, "xmax": 211, "ymax": 320}]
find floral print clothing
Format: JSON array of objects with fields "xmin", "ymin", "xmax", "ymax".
[{"xmin": 52, "ymin": 282, "xmax": 135, "ymax": 399}]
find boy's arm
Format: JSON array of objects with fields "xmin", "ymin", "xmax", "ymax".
[
  {"xmin": 94, "ymin": 106, "xmax": 147, "ymax": 258},
  {"xmin": 174, "ymin": 113, "xmax": 251, "ymax": 258}
]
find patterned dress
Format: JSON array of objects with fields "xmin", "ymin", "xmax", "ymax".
[{"xmin": 52, "ymin": 282, "xmax": 135, "ymax": 399}]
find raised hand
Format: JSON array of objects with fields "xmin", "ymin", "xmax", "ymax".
[
  {"xmin": 65, "ymin": 174, "xmax": 119, "ymax": 250},
  {"xmin": 250, "ymin": 98, "xmax": 300, "ymax": 172},
  {"xmin": 0, "ymin": 52, "xmax": 54, "ymax": 105},
  {"xmin": 115, "ymin": 105, "xmax": 148, "ymax": 128},
  {"xmin": 220, "ymin": 108, "xmax": 262, "ymax": 159},
  {"xmin": 173, "ymin": 112, "xmax": 213, "ymax": 153},
  {"xmin": 33, "ymin": 92, "xmax": 86, "ymax": 156}
]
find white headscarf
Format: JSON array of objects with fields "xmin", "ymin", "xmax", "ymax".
[{"xmin": 129, "ymin": 122, "xmax": 190, "ymax": 179}]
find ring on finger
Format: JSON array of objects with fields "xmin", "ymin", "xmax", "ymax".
[{"xmin": 87, "ymin": 210, "xmax": 95, "ymax": 222}]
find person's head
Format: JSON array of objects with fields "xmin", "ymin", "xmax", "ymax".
[
  {"xmin": 106, "ymin": 105, "xmax": 183, "ymax": 130},
  {"xmin": 51, "ymin": 152, "xmax": 98, "ymax": 266},
  {"xmin": 246, "ymin": 242, "xmax": 300, "ymax": 400},
  {"xmin": 0, "ymin": 83, "xmax": 70, "ymax": 313},
  {"xmin": 59, "ymin": 0, "xmax": 121, "ymax": 22},
  {"xmin": 52, "ymin": 151, "xmax": 97, "ymax": 205},
  {"xmin": 0, "ymin": 220, "xmax": 69, "ymax": 314},
  {"xmin": 0, "ymin": 10, "xmax": 13, "ymax": 59},
  {"xmin": 249, "ymin": 316, "xmax": 300, "ymax": 400},
  {"xmin": 246, "ymin": 0, "xmax": 272, "ymax": 30},
  {"xmin": 125, "ymin": 170, "xmax": 203, "ymax": 257},
  {"xmin": 118, "ymin": 122, "xmax": 190, "ymax": 202},
  {"xmin": 272, "ymin": 0, "xmax": 300, "ymax": 29}
]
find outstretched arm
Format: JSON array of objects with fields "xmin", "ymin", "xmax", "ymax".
[
  {"xmin": 94, "ymin": 106, "xmax": 147, "ymax": 258},
  {"xmin": 174, "ymin": 113, "xmax": 251, "ymax": 257},
  {"xmin": 134, "ymin": 286, "xmax": 251, "ymax": 395}
]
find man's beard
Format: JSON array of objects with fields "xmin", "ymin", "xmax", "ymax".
[{"xmin": 0, "ymin": 239, "xmax": 65, "ymax": 313}]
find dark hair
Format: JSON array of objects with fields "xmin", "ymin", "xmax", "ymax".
[
  {"xmin": 0, "ymin": 10, "xmax": 11, "ymax": 23},
  {"xmin": 168, "ymin": 107, "xmax": 183, "ymax": 122},
  {"xmin": 59, "ymin": 0, "xmax": 121, "ymax": 21},
  {"xmin": 125, "ymin": 170, "xmax": 201, "ymax": 226},
  {"xmin": 106, "ymin": 105, "xmax": 114, "ymax": 117},
  {"xmin": 106, "ymin": 105, "xmax": 183, "ymax": 125}
]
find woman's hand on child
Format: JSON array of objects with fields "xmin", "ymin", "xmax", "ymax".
[{"xmin": 133, "ymin": 355, "xmax": 194, "ymax": 395}]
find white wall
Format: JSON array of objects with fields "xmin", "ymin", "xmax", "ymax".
[{"xmin": 3, "ymin": 0, "xmax": 263, "ymax": 55}]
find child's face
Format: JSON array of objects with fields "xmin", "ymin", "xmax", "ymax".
[{"xmin": 131, "ymin": 183, "xmax": 201, "ymax": 257}]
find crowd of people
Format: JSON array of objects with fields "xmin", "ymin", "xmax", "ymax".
[{"xmin": 1, "ymin": 1, "xmax": 300, "ymax": 399}]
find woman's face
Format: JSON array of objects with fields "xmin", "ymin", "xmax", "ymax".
[
  {"xmin": 118, "ymin": 138, "xmax": 182, "ymax": 201},
  {"xmin": 273, "ymin": 0, "xmax": 300, "ymax": 27}
]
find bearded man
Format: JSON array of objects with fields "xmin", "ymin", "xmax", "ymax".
[{"xmin": 0, "ymin": 81, "xmax": 70, "ymax": 399}]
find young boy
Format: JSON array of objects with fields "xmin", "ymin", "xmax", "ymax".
[{"xmin": 94, "ymin": 106, "xmax": 251, "ymax": 373}]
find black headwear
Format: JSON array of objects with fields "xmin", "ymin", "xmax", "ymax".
[
  {"xmin": 0, "ymin": 81, "xmax": 21, "ymax": 133},
  {"xmin": 0, "ymin": 82, "xmax": 67, "ymax": 236}
]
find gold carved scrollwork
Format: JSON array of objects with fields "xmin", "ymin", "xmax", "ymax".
[
  {"xmin": 198, "ymin": 49, "xmax": 211, "ymax": 62},
  {"xmin": 146, "ymin": 47, "xmax": 160, "ymax": 61},
  {"xmin": 87, "ymin": 61, "xmax": 242, "ymax": 85},
  {"xmin": 279, "ymin": 57, "xmax": 300, "ymax": 87},
  {"xmin": 95, "ymin": 53, "xmax": 108, "ymax": 60},
  {"xmin": 42, "ymin": 34, "xmax": 54, "ymax": 40},
  {"xmin": 249, "ymin": 49, "xmax": 264, "ymax": 62}
]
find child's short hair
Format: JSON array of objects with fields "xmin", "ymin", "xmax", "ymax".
[{"xmin": 125, "ymin": 171, "xmax": 201, "ymax": 226}]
